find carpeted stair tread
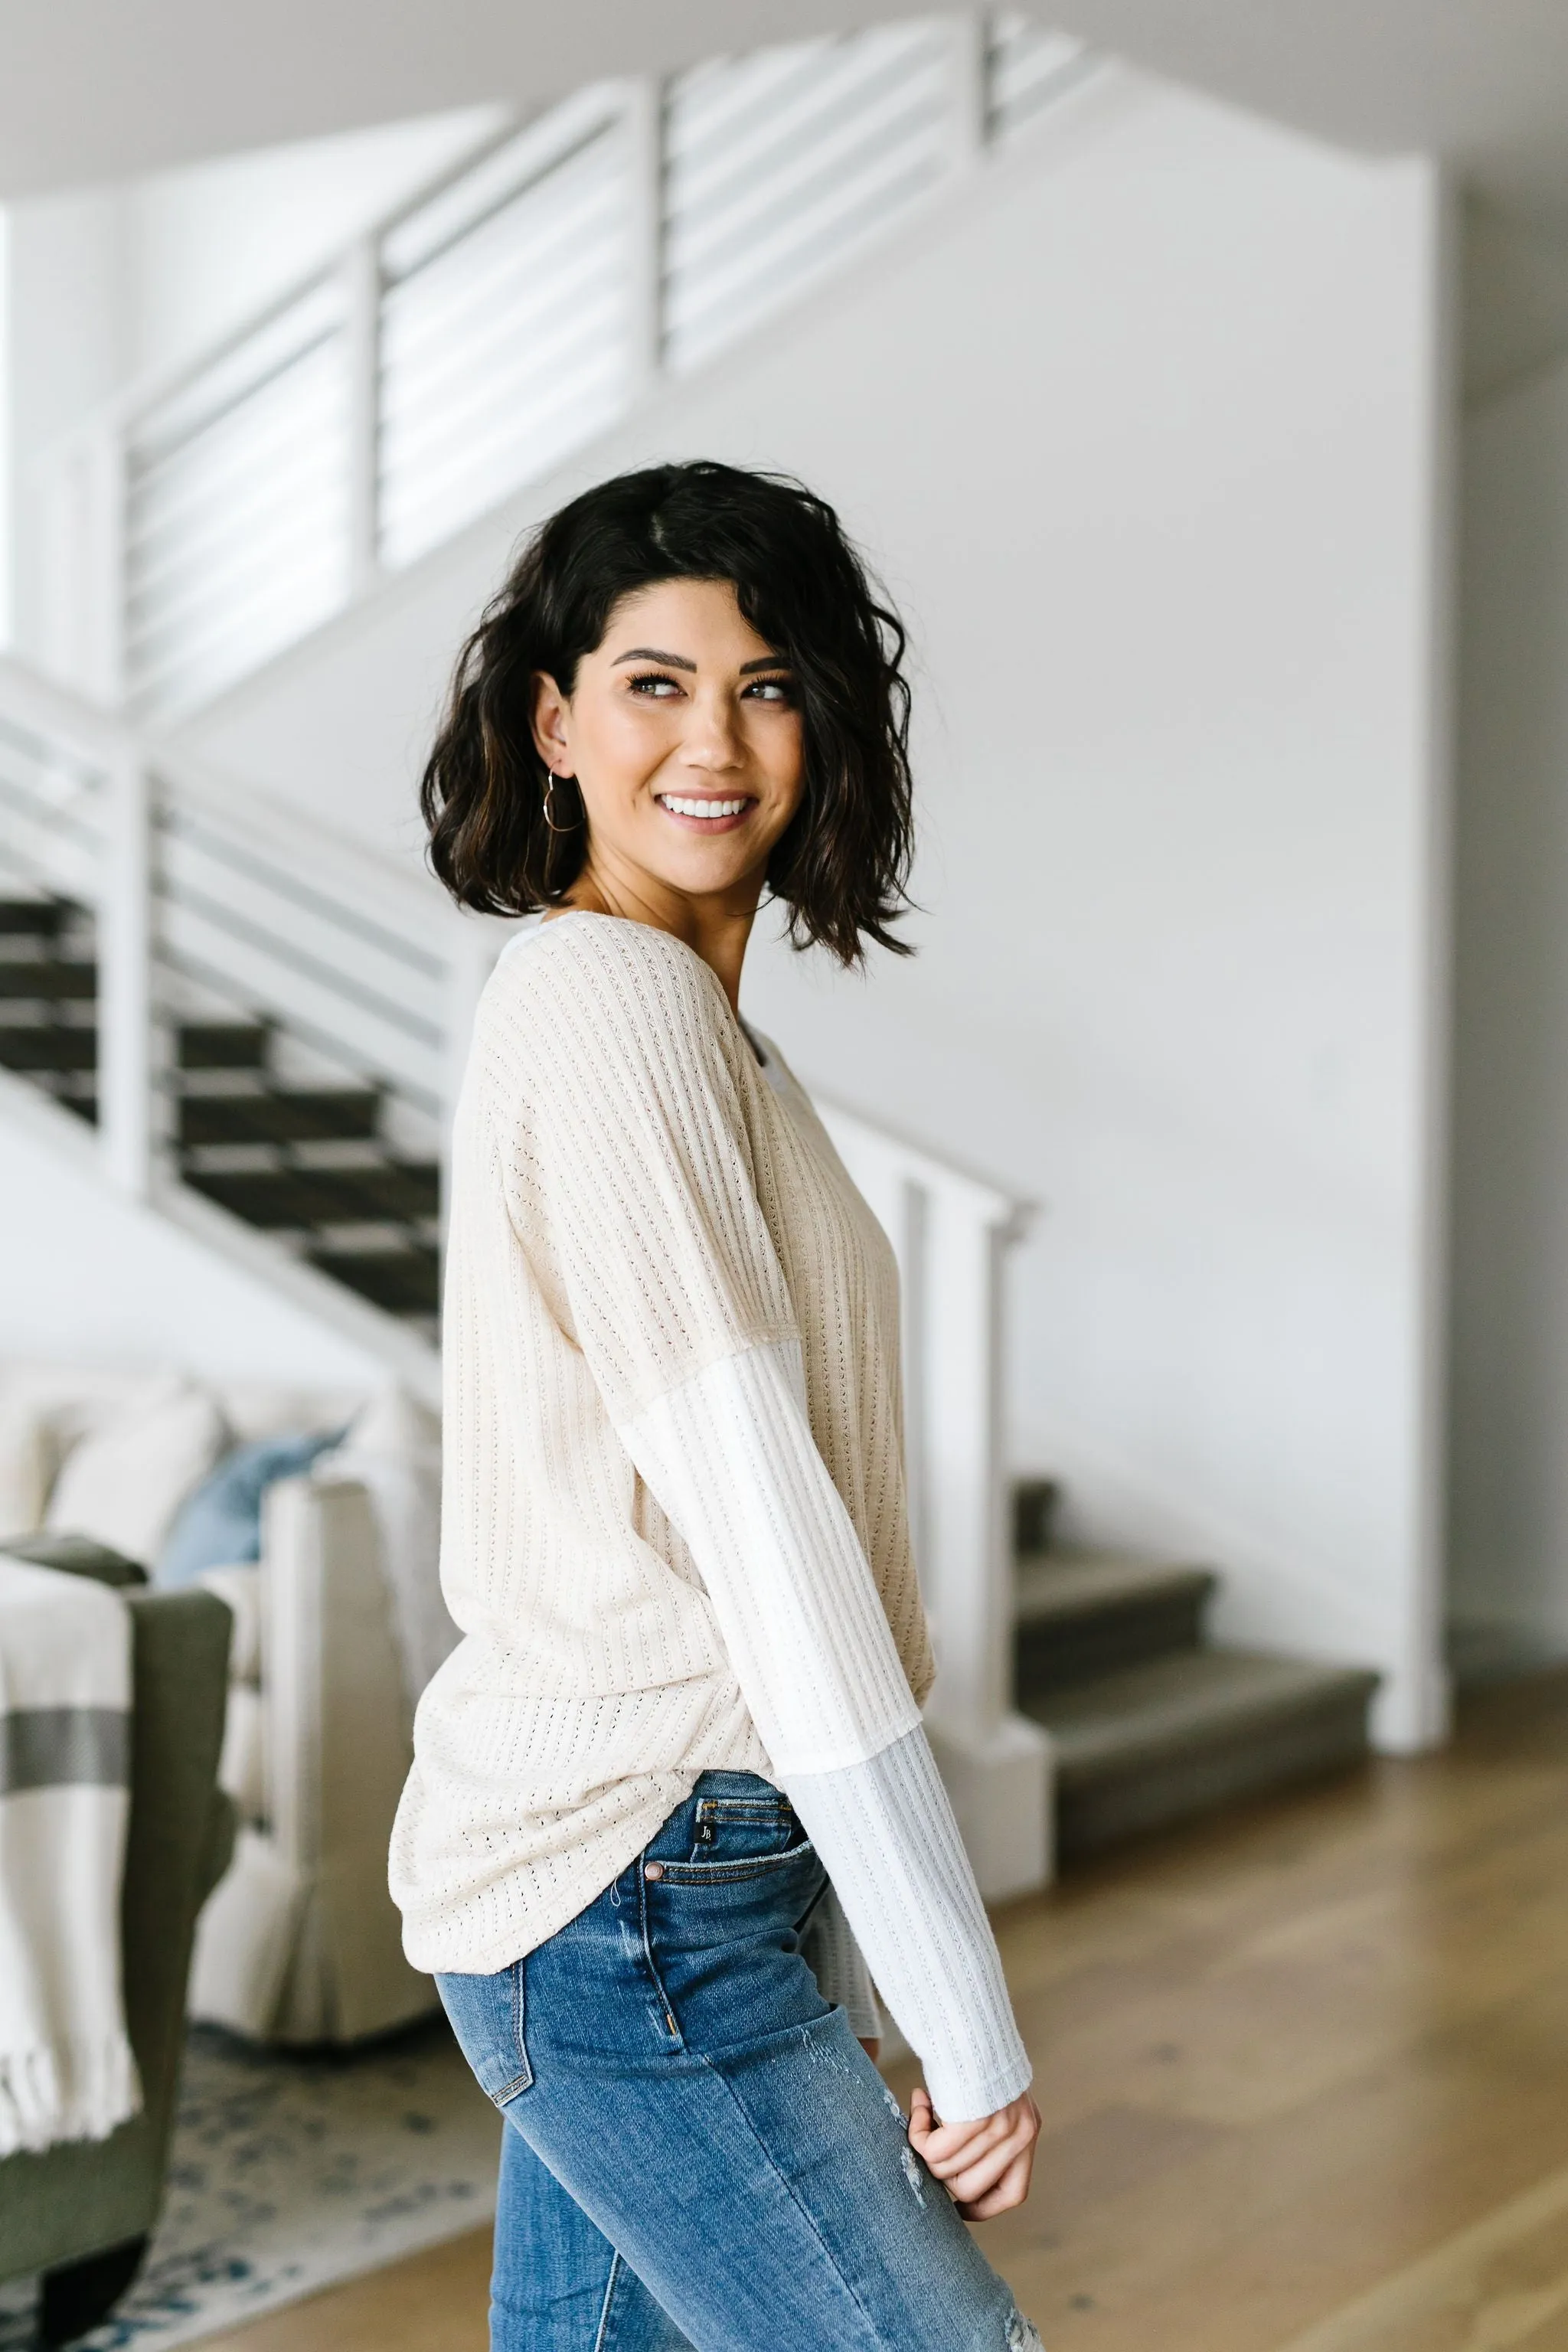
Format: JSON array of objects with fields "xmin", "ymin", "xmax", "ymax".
[
  {"xmin": 1023, "ymin": 1647, "xmax": 1380, "ymax": 1780},
  {"xmin": 0, "ymin": 898, "xmax": 67, "ymax": 937},
  {"xmin": 309, "ymin": 1242, "xmax": 440, "ymax": 1317},
  {"xmin": 1014, "ymin": 1550, "xmax": 1218, "ymax": 1697},
  {"xmin": 178, "ymin": 1088, "xmax": 382, "ymax": 1146},
  {"xmin": 0, "ymin": 957, "xmax": 96, "ymax": 1001},
  {"xmin": 0, "ymin": 1026, "xmax": 96, "ymax": 1073},
  {"xmin": 1016, "ymin": 1552, "xmax": 1217, "ymax": 1625},
  {"xmin": 186, "ymin": 1162, "xmax": 440, "ymax": 1229},
  {"xmin": 177, "ymin": 1021, "xmax": 270, "ymax": 1069}
]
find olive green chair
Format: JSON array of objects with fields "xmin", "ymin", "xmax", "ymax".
[{"xmin": 0, "ymin": 1537, "xmax": 236, "ymax": 2346}]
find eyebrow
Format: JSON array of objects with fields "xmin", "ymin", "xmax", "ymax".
[{"xmin": 611, "ymin": 645, "xmax": 791, "ymax": 675}]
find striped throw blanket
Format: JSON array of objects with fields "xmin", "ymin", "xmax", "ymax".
[{"xmin": 0, "ymin": 1556, "xmax": 142, "ymax": 2153}]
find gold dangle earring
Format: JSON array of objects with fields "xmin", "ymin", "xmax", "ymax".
[{"xmin": 542, "ymin": 772, "xmax": 583, "ymax": 833}]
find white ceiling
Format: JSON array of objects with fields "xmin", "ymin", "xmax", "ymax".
[
  {"xmin": 5, "ymin": 0, "xmax": 1568, "ymax": 222},
  {"xmin": 7, "ymin": 1, "xmax": 1568, "ymax": 400}
]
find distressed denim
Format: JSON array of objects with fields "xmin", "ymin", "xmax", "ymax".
[{"xmin": 437, "ymin": 1771, "xmax": 1043, "ymax": 2352}]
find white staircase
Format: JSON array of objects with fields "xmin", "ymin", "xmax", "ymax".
[{"xmin": 34, "ymin": 14, "xmax": 1099, "ymax": 715}]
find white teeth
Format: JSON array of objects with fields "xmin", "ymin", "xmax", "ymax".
[{"xmin": 659, "ymin": 796, "xmax": 749, "ymax": 818}]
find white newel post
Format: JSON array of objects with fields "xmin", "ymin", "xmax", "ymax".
[
  {"xmin": 817, "ymin": 1105, "xmax": 1054, "ymax": 1900},
  {"xmin": 920, "ymin": 1171, "xmax": 1054, "ymax": 1900},
  {"xmin": 99, "ymin": 753, "xmax": 154, "ymax": 1200},
  {"xmin": 947, "ymin": 13, "xmax": 990, "ymax": 171},
  {"xmin": 342, "ymin": 237, "xmax": 383, "ymax": 596},
  {"xmin": 624, "ymin": 77, "xmax": 666, "ymax": 397}
]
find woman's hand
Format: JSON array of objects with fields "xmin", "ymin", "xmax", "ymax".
[{"xmin": 907, "ymin": 2086, "xmax": 1040, "ymax": 2220}]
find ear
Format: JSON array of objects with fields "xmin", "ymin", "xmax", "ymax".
[{"xmin": 530, "ymin": 671, "xmax": 571, "ymax": 775}]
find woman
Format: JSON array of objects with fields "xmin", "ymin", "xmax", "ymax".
[{"xmin": 390, "ymin": 460, "xmax": 1043, "ymax": 2350}]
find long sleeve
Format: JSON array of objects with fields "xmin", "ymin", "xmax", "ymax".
[
  {"xmin": 486, "ymin": 917, "xmax": 1031, "ymax": 2118},
  {"xmin": 619, "ymin": 1340, "xmax": 1030, "ymax": 2118}
]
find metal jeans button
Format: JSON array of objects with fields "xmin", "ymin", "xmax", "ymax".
[{"xmin": 644, "ymin": 1861, "xmax": 665, "ymax": 1880}]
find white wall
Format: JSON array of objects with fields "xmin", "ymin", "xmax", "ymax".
[
  {"xmin": 0, "ymin": 1093, "xmax": 387, "ymax": 1389},
  {"xmin": 182, "ymin": 74, "xmax": 1455, "ymax": 1745},
  {"xmin": 1449, "ymin": 354, "xmax": 1568, "ymax": 1664}
]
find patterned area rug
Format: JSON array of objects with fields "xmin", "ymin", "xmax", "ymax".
[{"xmin": 0, "ymin": 2019, "xmax": 501, "ymax": 2349}]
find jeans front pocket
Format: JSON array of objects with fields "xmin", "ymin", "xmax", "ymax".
[
  {"xmin": 436, "ymin": 1958, "xmax": 534, "ymax": 2106},
  {"xmin": 660, "ymin": 1796, "xmax": 815, "ymax": 1883}
]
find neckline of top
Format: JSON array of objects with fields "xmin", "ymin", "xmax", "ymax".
[{"xmin": 509, "ymin": 908, "xmax": 773, "ymax": 1073}]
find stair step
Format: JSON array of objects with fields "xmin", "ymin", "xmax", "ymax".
[
  {"xmin": 1021, "ymin": 1648, "xmax": 1380, "ymax": 1860},
  {"xmin": 0, "ymin": 1026, "xmax": 96, "ymax": 1074},
  {"xmin": 0, "ymin": 958, "xmax": 96, "ymax": 1001},
  {"xmin": 0, "ymin": 898, "xmax": 66, "ymax": 939},
  {"xmin": 177, "ymin": 1021, "xmax": 270, "ymax": 1070},
  {"xmin": 178, "ymin": 1087, "xmax": 382, "ymax": 1146},
  {"xmin": 309, "ymin": 1241, "xmax": 439, "ymax": 1318},
  {"xmin": 1014, "ymin": 1551, "xmax": 1217, "ymax": 1696},
  {"xmin": 185, "ymin": 1161, "xmax": 440, "ymax": 1230}
]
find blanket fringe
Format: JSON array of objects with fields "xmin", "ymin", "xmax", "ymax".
[{"xmin": 0, "ymin": 2033, "xmax": 142, "ymax": 2156}]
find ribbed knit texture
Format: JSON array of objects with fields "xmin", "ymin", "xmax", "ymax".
[{"xmin": 390, "ymin": 911, "xmax": 1029, "ymax": 2118}]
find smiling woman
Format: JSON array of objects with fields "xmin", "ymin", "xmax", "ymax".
[
  {"xmin": 419, "ymin": 459, "xmax": 914, "ymax": 987},
  {"xmin": 397, "ymin": 461, "xmax": 1042, "ymax": 2352}
]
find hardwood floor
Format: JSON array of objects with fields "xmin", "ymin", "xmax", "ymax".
[{"xmin": 202, "ymin": 1672, "xmax": 1568, "ymax": 2351}]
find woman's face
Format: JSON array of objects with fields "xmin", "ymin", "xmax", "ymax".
[{"xmin": 531, "ymin": 577, "xmax": 805, "ymax": 918}]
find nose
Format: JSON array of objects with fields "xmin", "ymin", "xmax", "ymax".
[{"xmin": 681, "ymin": 684, "xmax": 744, "ymax": 775}]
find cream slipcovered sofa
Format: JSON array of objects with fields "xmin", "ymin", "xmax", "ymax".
[{"xmin": 0, "ymin": 1361, "xmax": 443, "ymax": 2047}]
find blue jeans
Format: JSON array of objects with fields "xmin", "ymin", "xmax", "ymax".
[{"xmin": 437, "ymin": 1772, "xmax": 1040, "ymax": 2351}]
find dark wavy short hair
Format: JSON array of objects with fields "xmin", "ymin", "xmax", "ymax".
[{"xmin": 420, "ymin": 460, "xmax": 914, "ymax": 964}]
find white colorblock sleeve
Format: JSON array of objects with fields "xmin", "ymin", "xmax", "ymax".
[{"xmin": 620, "ymin": 1340, "xmax": 1031, "ymax": 2121}]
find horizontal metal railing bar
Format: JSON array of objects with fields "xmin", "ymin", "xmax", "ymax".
[
  {"xmin": 155, "ymin": 871, "xmax": 446, "ymax": 1052},
  {"xmin": 666, "ymin": 48, "xmax": 948, "ymax": 267},
  {"xmin": 0, "ymin": 769, "xmax": 104, "ymax": 853},
  {"xmin": 0, "ymin": 657, "xmax": 129, "ymax": 769},
  {"xmin": 379, "ymin": 290, "xmax": 627, "ymax": 475},
  {"xmin": 666, "ymin": 41, "xmax": 844, "ymax": 165},
  {"xmin": 156, "ymin": 937, "xmax": 443, "ymax": 1117},
  {"xmin": 127, "ymin": 554, "xmax": 347, "ymax": 710},
  {"xmin": 379, "ymin": 368, "xmax": 629, "ymax": 556},
  {"xmin": 158, "ymin": 803, "xmax": 448, "ymax": 980},
  {"xmin": 154, "ymin": 743, "xmax": 448, "ymax": 922},
  {"xmin": 668, "ymin": 140, "xmax": 945, "ymax": 354},
  {"xmin": 127, "ymin": 351, "xmax": 347, "ymax": 534},
  {"xmin": 378, "ymin": 195, "xmax": 626, "ymax": 412},
  {"xmin": 129, "ymin": 294, "xmax": 345, "ymax": 468},
  {"xmin": 380, "ymin": 159, "xmax": 626, "ymax": 368},
  {"xmin": 0, "ymin": 712, "xmax": 108, "ymax": 796},
  {"xmin": 383, "ymin": 92, "xmax": 626, "ymax": 284},
  {"xmin": 127, "ymin": 462, "xmax": 348, "ymax": 622},
  {"xmin": 126, "ymin": 462, "xmax": 348, "ymax": 629},
  {"xmin": 991, "ymin": 33, "xmax": 1095, "ymax": 135},
  {"xmin": 668, "ymin": 24, "xmax": 944, "ymax": 194}
]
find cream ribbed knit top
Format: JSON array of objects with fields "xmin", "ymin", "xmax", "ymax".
[{"xmin": 390, "ymin": 911, "xmax": 1028, "ymax": 2119}]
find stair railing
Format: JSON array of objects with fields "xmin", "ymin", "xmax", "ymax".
[{"xmin": 34, "ymin": 13, "xmax": 1097, "ymax": 721}]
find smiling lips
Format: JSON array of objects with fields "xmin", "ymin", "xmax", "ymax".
[{"xmin": 656, "ymin": 793, "xmax": 754, "ymax": 828}]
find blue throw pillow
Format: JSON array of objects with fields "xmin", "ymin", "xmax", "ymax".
[{"xmin": 156, "ymin": 1429, "xmax": 344, "ymax": 1587}]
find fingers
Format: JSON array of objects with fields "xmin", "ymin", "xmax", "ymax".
[
  {"xmin": 958, "ymin": 2141, "xmax": 1035, "ymax": 2220},
  {"xmin": 906, "ymin": 2092, "xmax": 1041, "ymax": 2220}
]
